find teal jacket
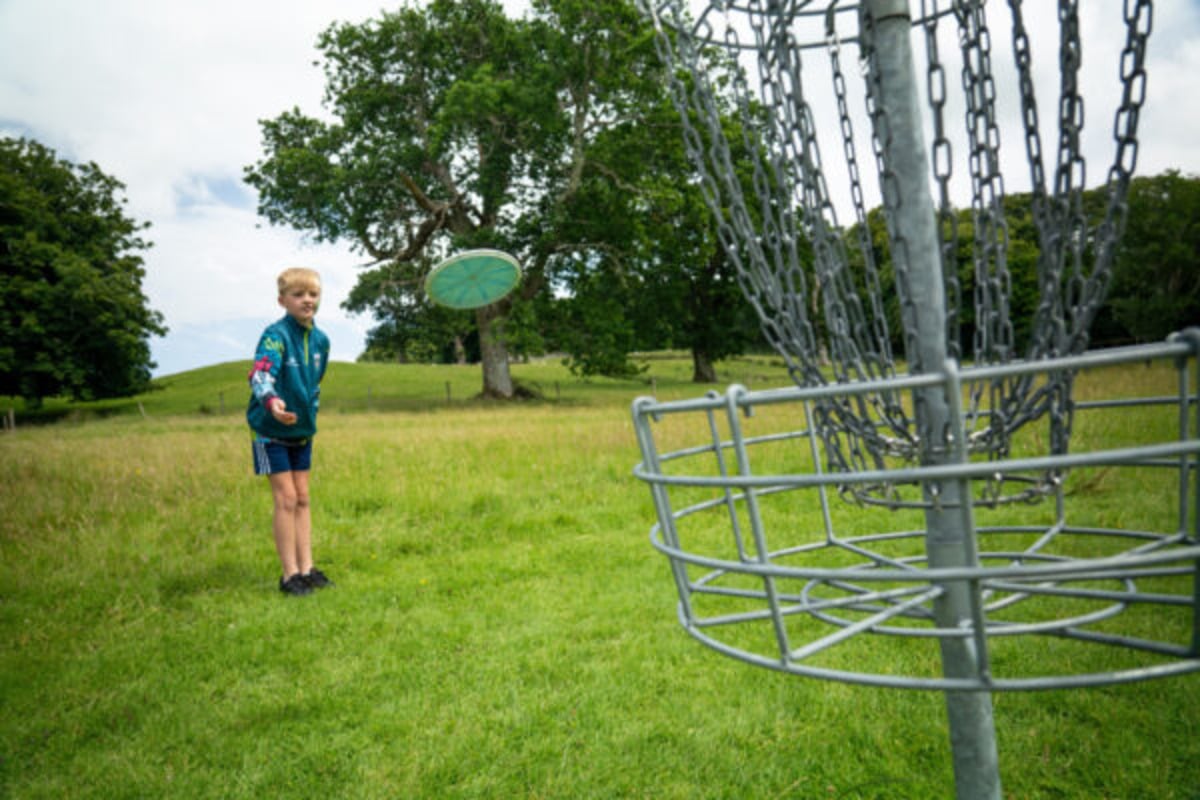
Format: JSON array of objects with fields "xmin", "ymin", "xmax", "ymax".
[{"xmin": 246, "ymin": 314, "xmax": 330, "ymax": 440}]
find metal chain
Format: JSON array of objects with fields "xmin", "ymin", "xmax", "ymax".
[
  {"xmin": 1070, "ymin": 0, "xmax": 1152, "ymax": 352},
  {"xmin": 639, "ymin": 0, "xmax": 1152, "ymax": 497},
  {"xmin": 954, "ymin": 0, "xmax": 1015, "ymax": 372},
  {"xmin": 921, "ymin": 0, "xmax": 961, "ymax": 363},
  {"xmin": 825, "ymin": 18, "xmax": 912, "ymax": 451},
  {"xmin": 857, "ymin": 0, "xmax": 941, "ymax": 463}
]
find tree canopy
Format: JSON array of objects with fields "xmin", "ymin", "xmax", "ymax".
[
  {"xmin": 0, "ymin": 137, "xmax": 165, "ymax": 407},
  {"xmin": 246, "ymin": 0, "xmax": 771, "ymax": 389},
  {"xmin": 246, "ymin": 0, "xmax": 612, "ymax": 396},
  {"xmin": 1102, "ymin": 170, "xmax": 1200, "ymax": 343}
]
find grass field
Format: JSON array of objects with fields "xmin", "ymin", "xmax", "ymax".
[{"xmin": 1, "ymin": 354, "xmax": 1198, "ymax": 798}]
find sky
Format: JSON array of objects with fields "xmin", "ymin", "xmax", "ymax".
[
  {"xmin": 0, "ymin": 0, "xmax": 530, "ymax": 376},
  {"xmin": 1, "ymin": 1, "xmax": 1198, "ymax": 377}
]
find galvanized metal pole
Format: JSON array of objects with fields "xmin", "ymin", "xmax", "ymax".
[{"xmin": 864, "ymin": 2, "xmax": 1002, "ymax": 798}]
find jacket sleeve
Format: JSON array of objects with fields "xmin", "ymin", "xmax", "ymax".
[
  {"xmin": 318, "ymin": 332, "xmax": 331, "ymax": 383},
  {"xmin": 248, "ymin": 330, "xmax": 286, "ymax": 409}
]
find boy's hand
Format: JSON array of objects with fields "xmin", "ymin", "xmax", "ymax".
[{"xmin": 269, "ymin": 397, "xmax": 298, "ymax": 425}]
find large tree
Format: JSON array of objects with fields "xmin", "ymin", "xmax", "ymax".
[
  {"xmin": 246, "ymin": 0, "xmax": 533, "ymax": 397},
  {"xmin": 0, "ymin": 137, "xmax": 165, "ymax": 407},
  {"xmin": 246, "ymin": 0, "xmax": 664, "ymax": 397}
]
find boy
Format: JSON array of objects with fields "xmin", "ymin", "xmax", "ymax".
[{"xmin": 247, "ymin": 267, "xmax": 333, "ymax": 596}]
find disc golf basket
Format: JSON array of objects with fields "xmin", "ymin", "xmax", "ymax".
[{"xmin": 630, "ymin": 1, "xmax": 1200, "ymax": 797}]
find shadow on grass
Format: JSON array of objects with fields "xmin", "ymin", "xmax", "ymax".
[{"xmin": 158, "ymin": 561, "xmax": 264, "ymax": 604}]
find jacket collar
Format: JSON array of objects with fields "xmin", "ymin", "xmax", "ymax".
[{"xmin": 281, "ymin": 314, "xmax": 313, "ymax": 334}]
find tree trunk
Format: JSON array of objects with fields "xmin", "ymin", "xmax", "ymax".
[
  {"xmin": 453, "ymin": 335, "xmax": 467, "ymax": 365},
  {"xmin": 692, "ymin": 349, "xmax": 718, "ymax": 383},
  {"xmin": 476, "ymin": 304, "xmax": 514, "ymax": 398}
]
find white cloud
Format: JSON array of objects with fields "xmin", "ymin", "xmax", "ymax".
[
  {"xmin": 0, "ymin": 0, "xmax": 400, "ymax": 374},
  {"xmin": 1, "ymin": 0, "xmax": 536, "ymax": 375}
]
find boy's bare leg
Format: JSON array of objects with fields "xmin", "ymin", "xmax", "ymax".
[
  {"xmin": 269, "ymin": 471, "xmax": 300, "ymax": 578},
  {"xmin": 291, "ymin": 470, "xmax": 313, "ymax": 575}
]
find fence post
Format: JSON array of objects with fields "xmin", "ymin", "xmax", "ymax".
[{"xmin": 445, "ymin": 381, "xmax": 452, "ymax": 403}]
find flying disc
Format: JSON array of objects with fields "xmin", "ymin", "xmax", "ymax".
[{"xmin": 425, "ymin": 249, "xmax": 522, "ymax": 310}]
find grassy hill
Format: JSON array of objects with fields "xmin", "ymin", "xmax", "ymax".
[{"xmin": 0, "ymin": 352, "xmax": 794, "ymax": 425}]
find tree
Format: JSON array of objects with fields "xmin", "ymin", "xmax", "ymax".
[
  {"xmin": 0, "ymin": 137, "xmax": 165, "ymax": 407},
  {"xmin": 548, "ymin": 67, "xmax": 766, "ymax": 382},
  {"xmin": 246, "ymin": 0, "xmax": 629, "ymax": 396},
  {"xmin": 247, "ymin": 0, "xmax": 729, "ymax": 391},
  {"xmin": 1099, "ymin": 170, "xmax": 1200, "ymax": 343},
  {"xmin": 247, "ymin": 0, "xmax": 540, "ymax": 397}
]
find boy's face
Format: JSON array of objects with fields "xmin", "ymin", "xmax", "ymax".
[{"xmin": 278, "ymin": 284, "xmax": 321, "ymax": 326}]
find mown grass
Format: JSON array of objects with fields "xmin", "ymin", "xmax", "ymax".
[
  {"xmin": 1, "ymin": 355, "xmax": 1197, "ymax": 798},
  {"xmin": 0, "ymin": 352, "xmax": 791, "ymax": 424}
]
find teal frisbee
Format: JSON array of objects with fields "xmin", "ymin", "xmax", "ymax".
[{"xmin": 425, "ymin": 249, "xmax": 522, "ymax": 310}]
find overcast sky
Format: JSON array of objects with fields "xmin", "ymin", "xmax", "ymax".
[
  {"xmin": 1, "ymin": 1, "xmax": 1198, "ymax": 376},
  {"xmin": 0, "ymin": 0, "xmax": 529, "ymax": 375}
]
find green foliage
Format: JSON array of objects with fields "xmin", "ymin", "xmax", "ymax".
[
  {"xmin": 0, "ymin": 137, "xmax": 165, "ymax": 406},
  {"xmin": 342, "ymin": 260, "xmax": 478, "ymax": 363},
  {"xmin": 550, "ymin": 80, "xmax": 767, "ymax": 381},
  {"xmin": 1103, "ymin": 170, "xmax": 1200, "ymax": 343},
  {"xmin": 839, "ymin": 172, "xmax": 1200, "ymax": 361},
  {"xmin": 246, "ymin": 0, "xmax": 767, "ymax": 385},
  {"xmin": 246, "ymin": 0, "xmax": 552, "ymax": 394},
  {"xmin": 555, "ymin": 270, "xmax": 645, "ymax": 379}
]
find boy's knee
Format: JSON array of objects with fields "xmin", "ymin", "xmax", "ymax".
[
  {"xmin": 294, "ymin": 492, "xmax": 311, "ymax": 509},
  {"xmin": 273, "ymin": 491, "xmax": 299, "ymax": 513}
]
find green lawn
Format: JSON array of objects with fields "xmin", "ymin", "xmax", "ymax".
[{"xmin": 1, "ymin": 355, "xmax": 1197, "ymax": 798}]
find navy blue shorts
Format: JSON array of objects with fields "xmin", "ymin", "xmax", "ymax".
[{"xmin": 252, "ymin": 437, "xmax": 313, "ymax": 475}]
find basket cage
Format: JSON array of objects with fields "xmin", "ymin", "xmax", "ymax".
[{"xmin": 632, "ymin": 333, "xmax": 1200, "ymax": 690}]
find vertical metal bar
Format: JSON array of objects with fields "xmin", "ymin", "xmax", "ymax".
[
  {"xmin": 1177, "ymin": 339, "xmax": 1191, "ymax": 538},
  {"xmin": 1176, "ymin": 329, "xmax": 1200, "ymax": 655},
  {"xmin": 1192, "ymin": 337, "xmax": 1200, "ymax": 656},
  {"xmin": 945, "ymin": 360, "xmax": 993, "ymax": 684},
  {"xmin": 803, "ymin": 399, "xmax": 839, "ymax": 545},
  {"xmin": 632, "ymin": 398, "xmax": 697, "ymax": 627},
  {"xmin": 706, "ymin": 397, "xmax": 751, "ymax": 562},
  {"xmin": 724, "ymin": 386, "xmax": 793, "ymax": 662},
  {"xmin": 1191, "ymin": 349, "xmax": 1200, "ymax": 657},
  {"xmin": 864, "ymin": 2, "xmax": 1002, "ymax": 798}
]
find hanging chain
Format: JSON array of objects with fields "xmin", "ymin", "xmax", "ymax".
[
  {"xmin": 640, "ymin": 0, "xmax": 1153, "ymax": 500},
  {"xmin": 1070, "ymin": 0, "xmax": 1152, "ymax": 352},
  {"xmin": 921, "ymin": 0, "xmax": 961, "ymax": 362},
  {"xmin": 954, "ymin": 0, "xmax": 1015, "ymax": 371}
]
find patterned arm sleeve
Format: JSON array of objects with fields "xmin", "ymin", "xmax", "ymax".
[{"xmin": 248, "ymin": 333, "xmax": 285, "ymax": 409}]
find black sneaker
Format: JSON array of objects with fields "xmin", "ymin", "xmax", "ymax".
[
  {"xmin": 303, "ymin": 567, "xmax": 333, "ymax": 589},
  {"xmin": 280, "ymin": 573, "xmax": 313, "ymax": 596}
]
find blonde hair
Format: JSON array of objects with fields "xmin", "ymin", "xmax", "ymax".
[{"xmin": 277, "ymin": 267, "xmax": 321, "ymax": 295}]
